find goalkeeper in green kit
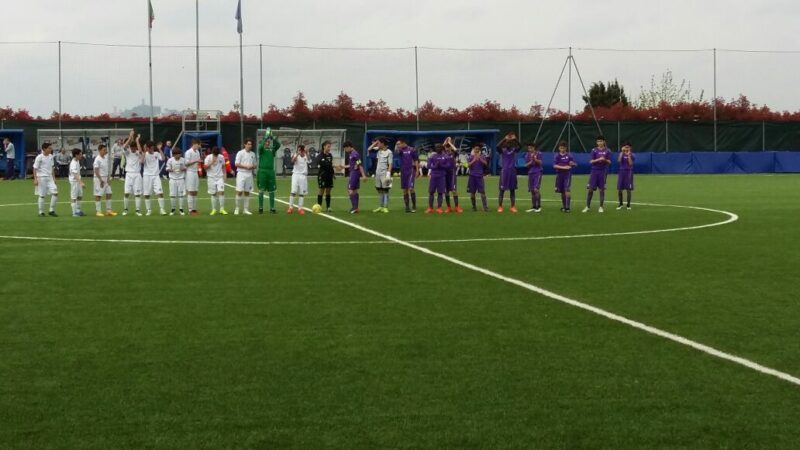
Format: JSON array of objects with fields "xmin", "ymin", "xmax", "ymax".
[{"xmin": 257, "ymin": 130, "xmax": 281, "ymax": 214}]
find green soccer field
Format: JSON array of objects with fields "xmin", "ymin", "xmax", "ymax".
[{"xmin": 1, "ymin": 173, "xmax": 800, "ymax": 449}]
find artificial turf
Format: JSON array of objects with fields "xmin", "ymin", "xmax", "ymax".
[{"xmin": 1, "ymin": 173, "xmax": 799, "ymax": 449}]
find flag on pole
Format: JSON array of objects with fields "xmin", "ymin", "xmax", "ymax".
[
  {"xmin": 235, "ymin": 0, "xmax": 243, "ymax": 34},
  {"xmin": 148, "ymin": 0, "xmax": 155, "ymax": 28}
]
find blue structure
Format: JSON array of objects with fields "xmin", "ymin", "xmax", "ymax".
[
  {"xmin": 363, "ymin": 129, "xmax": 500, "ymax": 173},
  {"xmin": 0, "ymin": 129, "xmax": 25, "ymax": 179},
  {"xmin": 181, "ymin": 131, "xmax": 222, "ymax": 153}
]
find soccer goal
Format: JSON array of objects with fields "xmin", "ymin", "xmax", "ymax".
[
  {"xmin": 257, "ymin": 128, "xmax": 348, "ymax": 176},
  {"xmin": 37, "ymin": 128, "xmax": 133, "ymax": 176}
]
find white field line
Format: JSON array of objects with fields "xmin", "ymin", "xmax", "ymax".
[{"xmin": 249, "ymin": 185, "xmax": 800, "ymax": 388}]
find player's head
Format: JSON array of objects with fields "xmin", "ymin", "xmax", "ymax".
[
  {"xmin": 558, "ymin": 141, "xmax": 568, "ymax": 153},
  {"xmin": 191, "ymin": 138, "xmax": 200, "ymax": 150},
  {"xmin": 297, "ymin": 144, "xmax": 306, "ymax": 155},
  {"xmin": 71, "ymin": 148, "xmax": 82, "ymax": 159},
  {"xmin": 211, "ymin": 146, "xmax": 220, "ymax": 156},
  {"xmin": 42, "ymin": 142, "xmax": 52, "ymax": 155},
  {"xmin": 622, "ymin": 141, "xmax": 632, "ymax": 153},
  {"xmin": 3, "ymin": 137, "xmax": 10, "ymax": 144},
  {"xmin": 596, "ymin": 135, "xmax": 606, "ymax": 148},
  {"xmin": 343, "ymin": 141, "xmax": 354, "ymax": 152},
  {"xmin": 98, "ymin": 144, "xmax": 108, "ymax": 156},
  {"xmin": 526, "ymin": 142, "xmax": 537, "ymax": 151},
  {"xmin": 156, "ymin": 141, "xmax": 163, "ymax": 150},
  {"xmin": 396, "ymin": 137, "xmax": 407, "ymax": 150},
  {"xmin": 244, "ymin": 138, "xmax": 253, "ymax": 150},
  {"xmin": 322, "ymin": 140, "xmax": 331, "ymax": 153},
  {"xmin": 172, "ymin": 147, "xmax": 182, "ymax": 158},
  {"xmin": 145, "ymin": 141, "xmax": 155, "ymax": 152},
  {"xmin": 376, "ymin": 137, "xmax": 387, "ymax": 149},
  {"xmin": 434, "ymin": 143, "xmax": 444, "ymax": 153},
  {"xmin": 166, "ymin": 140, "xmax": 172, "ymax": 147}
]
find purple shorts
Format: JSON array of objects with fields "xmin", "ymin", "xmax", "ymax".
[
  {"xmin": 428, "ymin": 176, "xmax": 447, "ymax": 194},
  {"xmin": 400, "ymin": 169, "xmax": 415, "ymax": 190},
  {"xmin": 617, "ymin": 171, "xmax": 634, "ymax": 191},
  {"xmin": 587, "ymin": 170, "xmax": 608, "ymax": 190},
  {"xmin": 467, "ymin": 175, "xmax": 485, "ymax": 194},
  {"xmin": 555, "ymin": 171, "xmax": 572, "ymax": 193},
  {"xmin": 528, "ymin": 172, "xmax": 542, "ymax": 192},
  {"xmin": 444, "ymin": 170, "xmax": 457, "ymax": 192},
  {"xmin": 348, "ymin": 174, "xmax": 361, "ymax": 191},
  {"xmin": 499, "ymin": 170, "xmax": 517, "ymax": 191}
]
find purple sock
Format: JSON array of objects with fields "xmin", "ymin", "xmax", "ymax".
[
  {"xmin": 428, "ymin": 194, "xmax": 434, "ymax": 209},
  {"xmin": 561, "ymin": 192, "xmax": 567, "ymax": 209},
  {"xmin": 498, "ymin": 190, "xmax": 505, "ymax": 207},
  {"xmin": 445, "ymin": 194, "xmax": 451, "ymax": 208},
  {"xmin": 626, "ymin": 191, "xmax": 632, "ymax": 206},
  {"xmin": 349, "ymin": 193, "xmax": 356, "ymax": 209},
  {"xmin": 410, "ymin": 192, "xmax": 416, "ymax": 209},
  {"xmin": 481, "ymin": 194, "xmax": 487, "ymax": 209},
  {"xmin": 470, "ymin": 195, "xmax": 476, "ymax": 208},
  {"xmin": 534, "ymin": 191, "xmax": 541, "ymax": 209},
  {"xmin": 567, "ymin": 195, "xmax": 572, "ymax": 209},
  {"xmin": 599, "ymin": 190, "xmax": 605, "ymax": 207},
  {"xmin": 437, "ymin": 193, "xmax": 443, "ymax": 208},
  {"xmin": 587, "ymin": 191, "xmax": 594, "ymax": 208},
  {"xmin": 618, "ymin": 191, "xmax": 624, "ymax": 205},
  {"xmin": 403, "ymin": 193, "xmax": 410, "ymax": 208},
  {"xmin": 354, "ymin": 193, "xmax": 360, "ymax": 209},
  {"xmin": 453, "ymin": 195, "xmax": 459, "ymax": 208},
  {"xmin": 509, "ymin": 190, "xmax": 516, "ymax": 207}
]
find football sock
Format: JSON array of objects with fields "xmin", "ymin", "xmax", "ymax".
[
  {"xmin": 428, "ymin": 194, "xmax": 434, "ymax": 209},
  {"xmin": 481, "ymin": 194, "xmax": 487, "ymax": 209},
  {"xmin": 157, "ymin": 197, "xmax": 164, "ymax": 210},
  {"xmin": 95, "ymin": 201, "xmax": 102, "ymax": 212},
  {"xmin": 437, "ymin": 193, "xmax": 443, "ymax": 208},
  {"xmin": 106, "ymin": 198, "xmax": 112, "ymax": 210},
  {"xmin": 297, "ymin": 196, "xmax": 304, "ymax": 208},
  {"xmin": 498, "ymin": 190, "xmax": 505, "ymax": 207},
  {"xmin": 217, "ymin": 195, "xmax": 224, "ymax": 210},
  {"xmin": 626, "ymin": 191, "xmax": 632, "ymax": 207},
  {"xmin": 453, "ymin": 195, "xmax": 459, "ymax": 208},
  {"xmin": 599, "ymin": 190, "xmax": 605, "ymax": 207},
  {"xmin": 411, "ymin": 192, "xmax": 416, "ymax": 209},
  {"xmin": 124, "ymin": 196, "xmax": 129, "ymax": 210},
  {"xmin": 145, "ymin": 198, "xmax": 151, "ymax": 211},
  {"xmin": 445, "ymin": 194, "xmax": 451, "ymax": 208},
  {"xmin": 258, "ymin": 192, "xmax": 264, "ymax": 210},
  {"xmin": 38, "ymin": 196, "xmax": 44, "ymax": 214},
  {"xmin": 317, "ymin": 194, "xmax": 323, "ymax": 206},
  {"xmin": 561, "ymin": 192, "xmax": 567, "ymax": 209},
  {"xmin": 325, "ymin": 194, "xmax": 330, "ymax": 208},
  {"xmin": 135, "ymin": 196, "xmax": 141, "ymax": 211},
  {"xmin": 587, "ymin": 191, "xmax": 594, "ymax": 208},
  {"xmin": 269, "ymin": 192, "xmax": 275, "ymax": 210},
  {"xmin": 403, "ymin": 193, "xmax": 409, "ymax": 208},
  {"xmin": 470, "ymin": 195, "xmax": 476, "ymax": 209},
  {"xmin": 509, "ymin": 190, "xmax": 515, "ymax": 207},
  {"xmin": 618, "ymin": 191, "xmax": 624, "ymax": 206},
  {"xmin": 50, "ymin": 195, "xmax": 57, "ymax": 211}
]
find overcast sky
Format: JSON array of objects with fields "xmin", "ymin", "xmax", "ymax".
[{"xmin": 1, "ymin": 0, "xmax": 798, "ymax": 117}]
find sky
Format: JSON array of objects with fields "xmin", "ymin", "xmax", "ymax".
[{"xmin": 1, "ymin": 0, "xmax": 798, "ymax": 117}]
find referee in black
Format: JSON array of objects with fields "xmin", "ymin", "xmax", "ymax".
[{"xmin": 316, "ymin": 141, "xmax": 336, "ymax": 212}]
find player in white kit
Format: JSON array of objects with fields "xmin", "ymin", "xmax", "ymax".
[
  {"xmin": 32, "ymin": 142, "xmax": 59, "ymax": 217},
  {"xmin": 141, "ymin": 139, "xmax": 167, "ymax": 216},
  {"xmin": 123, "ymin": 131, "xmax": 144, "ymax": 216},
  {"xmin": 166, "ymin": 148, "xmax": 187, "ymax": 215},
  {"xmin": 234, "ymin": 138, "xmax": 256, "ymax": 215},
  {"xmin": 287, "ymin": 145, "xmax": 309, "ymax": 215},
  {"xmin": 184, "ymin": 139, "xmax": 202, "ymax": 215},
  {"xmin": 204, "ymin": 146, "xmax": 228, "ymax": 216},
  {"xmin": 93, "ymin": 144, "xmax": 117, "ymax": 216},
  {"xmin": 68, "ymin": 148, "xmax": 85, "ymax": 217}
]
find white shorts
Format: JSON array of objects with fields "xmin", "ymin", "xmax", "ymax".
[
  {"xmin": 143, "ymin": 174, "xmax": 163, "ymax": 196},
  {"xmin": 34, "ymin": 176, "xmax": 58, "ymax": 197},
  {"xmin": 207, "ymin": 176, "xmax": 225, "ymax": 195},
  {"xmin": 291, "ymin": 173, "xmax": 308, "ymax": 195},
  {"xmin": 93, "ymin": 177, "xmax": 112, "ymax": 197},
  {"xmin": 236, "ymin": 173, "xmax": 254, "ymax": 193},
  {"xmin": 70, "ymin": 181, "xmax": 83, "ymax": 199},
  {"xmin": 375, "ymin": 171, "xmax": 392, "ymax": 189},
  {"xmin": 169, "ymin": 179, "xmax": 186, "ymax": 197},
  {"xmin": 185, "ymin": 171, "xmax": 200, "ymax": 192},
  {"xmin": 124, "ymin": 173, "xmax": 143, "ymax": 195}
]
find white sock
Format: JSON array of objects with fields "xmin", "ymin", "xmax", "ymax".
[
  {"xmin": 235, "ymin": 196, "xmax": 241, "ymax": 210},
  {"xmin": 106, "ymin": 198, "xmax": 112, "ymax": 210},
  {"xmin": 170, "ymin": 196, "xmax": 176, "ymax": 210},
  {"xmin": 219, "ymin": 195, "xmax": 225, "ymax": 209},
  {"xmin": 124, "ymin": 196, "xmax": 129, "ymax": 210},
  {"xmin": 71, "ymin": 201, "xmax": 77, "ymax": 214},
  {"xmin": 244, "ymin": 196, "xmax": 250, "ymax": 211},
  {"xmin": 289, "ymin": 194, "xmax": 295, "ymax": 208},
  {"xmin": 135, "ymin": 196, "xmax": 141, "ymax": 211},
  {"xmin": 211, "ymin": 196, "xmax": 218, "ymax": 210},
  {"xmin": 298, "ymin": 196, "xmax": 304, "ymax": 208},
  {"xmin": 178, "ymin": 196, "xmax": 184, "ymax": 210},
  {"xmin": 145, "ymin": 198, "xmax": 151, "ymax": 211},
  {"xmin": 158, "ymin": 197, "xmax": 164, "ymax": 210},
  {"xmin": 38, "ymin": 197, "xmax": 44, "ymax": 214},
  {"xmin": 50, "ymin": 195, "xmax": 57, "ymax": 212},
  {"xmin": 95, "ymin": 201, "xmax": 102, "ymax": 212}
]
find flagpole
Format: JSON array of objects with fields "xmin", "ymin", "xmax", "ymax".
[
  {"xmin": 259, "ymin": 43, "xmax": 263, "ymax": 130},
  {"xmin": 195, "ymin": 0, "xmax": 200, "ymax": 114},
  {"xmin": 148, "ymin": 1, "xmax": 154, "ymax": 141},
  {"xmin": 239, "ymin": 31, "xmax": 244, "ymax": 149}
]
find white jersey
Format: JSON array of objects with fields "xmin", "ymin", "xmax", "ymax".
[
  {"xmin": 166, "ymin": 157, "xmax": 187, "ymax": 180},
  {"xmin": 184, "ymin": 148, "xmax": 201, "ymax": 174},
  {"xmin": 93, "ymin": 154, "xmax": 110, "ymax": 179},
  {"xmin": 376, "ymin": 149, "xmax": 392, "ymax": 174},
  {"xmin": 235, "ymin": 150, "xmax": 257, "ymax": 175},
  {"xmin": 124, "ymin": 146, "xmax": 142, "ymax": 173},
  {"xmin": 143, "ymin": 152, "xmax": 163, "ymax": 176},
  {"xmin": 205, "ymin": 154, "xmax": 225, "ymax": 178},
  {"xmin": 33, "ymin": 153, "xmax": 55, "ymax": 178},
  {"xmin": 69, "ymin": 159, "xmax": 82, "ymax": 183},
  {"xmin": 292, "ymin": 154, "xmax": 309, "ymax": 175}
]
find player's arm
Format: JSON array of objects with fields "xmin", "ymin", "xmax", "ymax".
[
  {"xmin": 524, "ymin": 155, "xmax": 535, "ymax": 167},
  {"xmin": 32, "ymin": 158, "xmax": 39, "ymax": 185},
  {"xmin": 123, "ymin": 130, "xmax": 134, "ymax": 148}
]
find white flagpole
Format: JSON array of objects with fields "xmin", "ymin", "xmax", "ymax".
[{"xmin": 148, "ymin": 1, "xmax": 154, "ymax": 141}]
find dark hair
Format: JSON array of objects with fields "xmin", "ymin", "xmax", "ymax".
[
  {"xmin": 396, "ymin": 137, "xmax": 406, "ymax": 143},
  {"xmin": 244, "ymin": 138, "xmax": 254, "ymax": 146},
  {"xmin": 42, "ymin": 142, "xmax": 52, "ymax": 150},
  {"xmin": 376, "ymin": 137, "xmax": 387, "ymax": 145},
  {"xmin": 434, "ymin": 143, "xmax": 444, "ymax": 152},
  {"xmin": 596, "ymin": 135, "xmax": 606, "ymax": 141},
  {"xmin": 98, "ymin": 144, "xmax": 107, "ymax": 151},
  {"xmin": 322, "ymin": 140, "xmax": 331, "ymax": 148},
  {"xmin": 343, "ymin": 141, "xmax": 353, "ymax": 148},
  {"xmin": 526, "ymin": 142, "xmax": 537, "ymax": 148},
  {"xmin": 558, "ymin": 141, "xmax": 568, "ymax": 148},
  {"xmin": 145, "ymin": 141, "xmax": 155, "ymax": 148},
  {"xmin": 172, "ymin": 147, "xmax": 182, "ymax": 155},
  {"xmin": 191, "ymin": 138, "xmax": 200, "ymax": 145},
  {"xmin": 211, "ymin": 146, "xmax": 220, "ymax": 156},
  {"xmin": 71, "ymin": 148, "xmax": 82, "ymax": 157},
  {"xmin": 472, "ymin": 142, "xmax": 482, "ymax": 149},
  {"xmin": 622, "ymin": 141, "xmax": 632, "ymax": 147},
  {"xmin": 297, "ymin": 145, "xmax": 306, "ymax": 152}
]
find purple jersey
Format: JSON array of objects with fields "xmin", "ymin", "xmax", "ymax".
[
  {"xmin": 468, "ymin": 154, "xmax": 487, "ymax": 177},
  {"xmin": 397, "ymin": 146, "xmax": 418, "ymax": 172},
  {"xmin": 500, "ymin": 147, "xmax": 518, "ymax": 172},
  {"xmin": 619, "ymin": 152, "xmax": 635, "ymax": 171},
  {"xmin": 525, "ymin": 151, "xmax": 543, "ymax": 175},
  {"xmin": 554, "ymin": 153, "xmax": 574, "ymax": 173},
  {"xmin": 348, "ymin": 151, "xmax": 361, "ymax": 174},
  {"xmin": 428, "ymin": 153, "xmax": 448, "ymax": 178},
  {"xmin": 590, "ymin": 147, "xmax": 612, "ymax": 172}
]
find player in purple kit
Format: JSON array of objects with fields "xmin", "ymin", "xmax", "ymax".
[
  {"xmin": 395, "ymin": 137, "xmax": 420, "ymax": 213},
  {"xmin": 496, "ymin": 132, "xmax": 520, "ymax": 213},
  {"xmin": 617, "ymin": 142, "xmax": 635, "ymax": 210},
  {"xmin": 554, "ymin": 141, "xmax": 577, "ymax": 212},
  {"xmin": 425, "ymin": 143, "xmax": 449, "ymax": 214},
  {"xmin": 583, "ymin": 135, "xmax": 613, "ymax": 213},
  {"xmin": 344, "ymin": 142, "xmax": 367, "ymax": 214},
  {"xmin": 443, "ymin": 137, "xmax": 463, "ymax": 213},
  {"xmin": 466, "ymin": 143, "xmax": 488, "ymax": 211},
  {"xmin": 524, "ymin": 142, "xmax": 543, "ymax": 213}
]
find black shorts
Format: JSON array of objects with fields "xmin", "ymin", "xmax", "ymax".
[{"xmin": 318, "ymin": 172, "xmax": 334, "ymax": 189}]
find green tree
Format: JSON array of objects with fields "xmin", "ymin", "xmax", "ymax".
[
  {"xmin": 583, "ymin": 79, "xmax": 629, "ymax": 108},
  {"xmin": 636, "ymin": 70, "xmax": 705, "ymax": 108}
]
